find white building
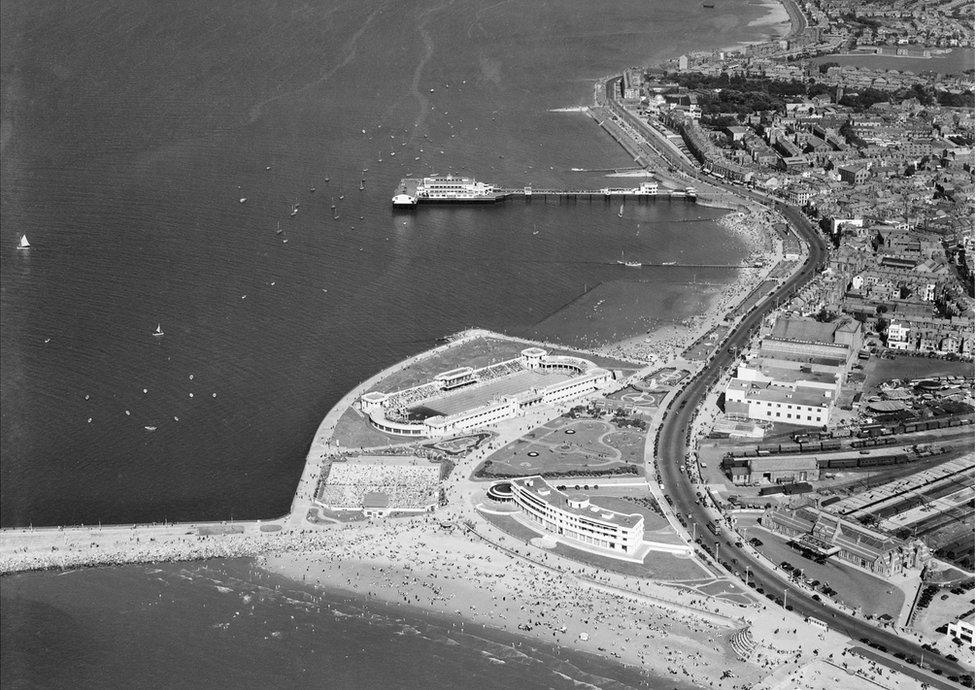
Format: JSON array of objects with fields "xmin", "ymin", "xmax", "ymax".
[
  {"xmin": 360, "ymin": 348, "xmax": 614, "ymax": 437},
  {"xmin": 509, "ymin": 476, "xmax": 644, "ymax": 557},
  {"xmin": 887, "ymin": 320, "xmax": 912, "ymax": 350},
  {"xmin": 947, "ymin": 613, "xmax": 974, "ymax": 652},
  {"xmin": 725, "ymin": 378, "xmax": 831, "ymax": 427}
]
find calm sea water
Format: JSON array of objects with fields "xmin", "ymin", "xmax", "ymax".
[
  {"xmin": 3, "ymin": 0, "xmax": 778, "ymax": 686},
  {"xmin": 1, "ymin": 0, "xmax": 776, "ymax": 529},
  {"xmin": 2, "ymin": 559, "xmax": 692, "ymax": 690}
]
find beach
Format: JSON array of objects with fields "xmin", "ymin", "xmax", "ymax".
[
  {"xmin": 258, "ymin": 516, "xmax": 849, "ymax": 689},
  {"xmin": 595, "ymin": 207, "xmax": 783, "ymax": 364}
]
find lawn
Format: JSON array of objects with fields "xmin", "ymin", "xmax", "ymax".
[{"xmin": 477, "ymin": 418, "xmax": 644, "ymax": 477}]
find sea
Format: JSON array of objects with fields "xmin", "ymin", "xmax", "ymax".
[{"xmin": 1, "ymin": 0, "xmax": 785, "ymax": 686}]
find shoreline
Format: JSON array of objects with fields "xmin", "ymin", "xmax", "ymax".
[{"xmin": 1, "ymin": 0, "xmax": 834, "ymax": 684}]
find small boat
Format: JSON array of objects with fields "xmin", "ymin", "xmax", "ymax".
[
  {"xmin": 18, "ymin": 234, "xmax": 30, "ymax": 249},
  {"xmin": 152, "ymin": 324, "xmax": 164, "ymax": 337},
  {"xmin": 617, "ymin": 260, "xmax": 641, "ymax": 267},
  {"xmin": 239, "ymin": 197, "xmax": 247, "ymax": 204},
  {"xmin": 144, "ymin": 426, "xmax": 157, "ymax": 432},
  {"xmin": 617, "ymin": 204, "xmax": 624, "ymax": 218},
  {"xmin": 339, "ymin": 194, "xmax": 344, "ymax": 200},
  {"xmin": 359, "ymin": 180, "xmax": 366, "ymax": 190},
  {"xmin": 275, "ymin": 221, "xmax": 283, "ymax": 235},
  {"xmin": 309, "ymin": 186, "xmax": 316, "ymax": 193},
  {"xmin": 290, "ymin": 202, "xmax": 300, "ymax": 217}
]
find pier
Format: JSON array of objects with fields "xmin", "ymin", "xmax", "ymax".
[
  {"xmin": 494, "ymin": 185, "xmax": 698, "ymax": 201},
  {"xmin": 392, "ymin": 176, "xmax": 697, "ymax": 207}
]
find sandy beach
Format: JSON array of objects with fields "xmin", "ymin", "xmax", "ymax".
[
  {"xmin": 595, "ymin": 208, "xmax": 781, "ymax": 364},
  {"xmin": 260, "ymin": 521, "xmax": 749, "ymax": 688},
  {"xmin": 257, "ymin": 513, "xmax": 854, "ymax": 690}
]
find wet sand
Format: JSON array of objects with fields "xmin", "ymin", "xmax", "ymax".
[
  {"xmin": 596, "ymin": 208, "xmax": 780, "ymax": 363},
  {"xmin": 260, "ymin": 519, "xmax": 764, "ymax": 689}
]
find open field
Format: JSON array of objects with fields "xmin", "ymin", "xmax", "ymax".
[
  {"xmin": 862, "ymin": 355, "xmax": 975, "ymax": 393},
  {"xmin": 477, "ymin": 417, "xmax": 644, "ymax": 477}
]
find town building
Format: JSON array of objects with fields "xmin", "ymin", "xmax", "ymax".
[
  {"xmin": 762, "ymin": 505, "xmax": 930, "ymax": 577},
  {"xmin": 724, "ymin": 455, "xmax": 819, "ymax": 485},
  {"xmin": 724, "ymin": 316, "xmax": 862, "ymax": 428},
  {"xmin": 947, "ymin": 613, "xmax": 975, "ymax": 653}
]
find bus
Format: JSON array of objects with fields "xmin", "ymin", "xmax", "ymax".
[{"xmin": 805, "ymin": 617, "xmax": 829, "ymax": 632}]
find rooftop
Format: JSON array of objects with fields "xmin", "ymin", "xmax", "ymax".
[{"xmin": 511, "ymin": 476, "xmax": 644, "ymax": 529}]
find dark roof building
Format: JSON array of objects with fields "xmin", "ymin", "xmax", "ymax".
[{"xmin": 762, "ymin": 505, "xmax": 930, "ymax": 577}]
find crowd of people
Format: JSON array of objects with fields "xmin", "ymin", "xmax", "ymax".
[{"xmin": 318, "ymin": 460, "xmax": 440, "ymax": 510}]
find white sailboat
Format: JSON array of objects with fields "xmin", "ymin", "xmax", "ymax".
[
  {"xmin": 18, "ymin": 234, "xmax": 30, "ymax": 249},
  {"xmin": 152, "ymin": 323, "xmax": 164, "ymax": 337}
]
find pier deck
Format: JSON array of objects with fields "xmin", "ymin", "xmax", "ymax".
[{"xmin": 393, "ymin": 177, "xmax": 697, "ymax": 206}]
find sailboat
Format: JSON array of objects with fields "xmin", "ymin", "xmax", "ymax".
[
  {"xmin": 18, "ymin": 234, "xmax": 30, "ymax": 249},
  {"xmin": 152, "ymin": 324, "xmax": 165, "ymax": 337},
  {"xmin": 617, "ymin": 250, "xmax": 641, "ymax": 268},
  {"xmin": 617, "ymin": 203, "xmax": 624, "ymax": 218}
]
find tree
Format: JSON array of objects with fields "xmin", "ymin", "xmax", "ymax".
[{"xmin": 874, "ymin": 317, "xmax": 889, "ymax": 335}]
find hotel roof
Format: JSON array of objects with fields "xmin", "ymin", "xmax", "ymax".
[{"xmin": 511, "ymin": 476, "xmax": 643, "ymax": 529}]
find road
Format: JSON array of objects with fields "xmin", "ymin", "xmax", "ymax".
[
  {"xmin": 602, "ymin": 79, "xmax": 972, "ymax": 684},
  {"xmin": 653, "ymin": 207, "xmax": 969, "ymax": 682}
]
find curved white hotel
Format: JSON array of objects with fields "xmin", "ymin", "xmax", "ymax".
[
  {"xmin": 510, "ymin": 476, "xmax": 644, "ymax": 556},
  {"xmin": 360, "ymin": 348, "xmax": 614, "ymax": 437}
]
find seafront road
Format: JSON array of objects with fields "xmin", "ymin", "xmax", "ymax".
[
  {"xmin": 637, "ymin": 162, "xmax": 970, "ymax": 684},
  {"xmin": 596, "ymin": 72, "xmax": 970, "ymax": 685}
]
